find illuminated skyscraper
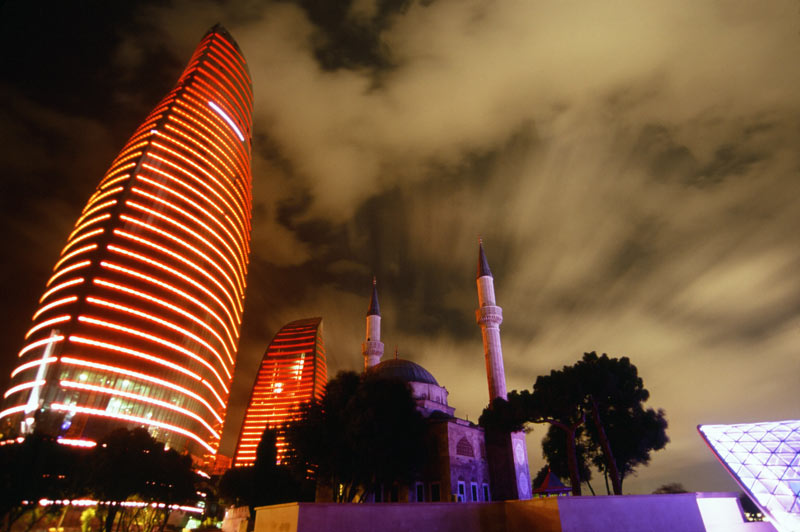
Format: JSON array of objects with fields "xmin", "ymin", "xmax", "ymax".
[
  {"xmin": 233, "ymin": 318, "xmax": 326, "ymax": 467},
  {"xmin": 0, "ymin": 25, "xmax": 253, "ymax": 461}
]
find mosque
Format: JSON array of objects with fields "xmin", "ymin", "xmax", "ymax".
[{"xmin": 356, "ymin": 242, "xmax": 531, "ymax": 503}]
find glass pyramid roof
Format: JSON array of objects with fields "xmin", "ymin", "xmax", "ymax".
[{"xmin": 699, "ymin": 420, "xmax": 800, "ymax": 532}]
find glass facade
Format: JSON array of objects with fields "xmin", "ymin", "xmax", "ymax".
[
  {"xmin": 233, "ymin": 318, "xmax": 326, "ymax": 467},
  {"xmin": 699, "ymin": 420, "xmax": 800, "ymax": 532},
  {"xmin": 0, "ymin": 25, "xmax": 253, "ymax": 462}
]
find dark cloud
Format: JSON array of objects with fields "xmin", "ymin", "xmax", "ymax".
[
  {"xmin": 2, "ymin": 0, "xmax": 799, "ymax": 494},
  {"xmin": 288, "ymin": 0, "xmax": 413, "ymax": 72}
]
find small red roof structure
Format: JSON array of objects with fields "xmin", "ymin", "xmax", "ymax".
[{"xmin": 532, "ymin": 469, "xmax": 572, "ymax": 496}]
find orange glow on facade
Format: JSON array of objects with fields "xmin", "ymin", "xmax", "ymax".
[
  {"xmin": 233, "ymin": 318, "xmax": 327, "ymax": 467},
  {"xmin": 24, "ymin": 316, "xmax": 71, "ymax": 340},
  {"xmin": 0, "ymin": 26, "xmax": 252, "ymax": 461},
  {"xmin": 39, "ymin": 278, "xmax": 85, "ymax": 304}
]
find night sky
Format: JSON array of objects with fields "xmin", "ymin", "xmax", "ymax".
[{"xmin": 1, "ymin": 1, "xmax": 798, "ymax": 494}]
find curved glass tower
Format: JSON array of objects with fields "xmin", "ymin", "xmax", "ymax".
[
  {"xmin": 0, "ymin": 25, "xmax": 253, "ymax": 461},
  {"xmin": 233, "ymin": 318, "xmax": 327, "ymax": 467}
]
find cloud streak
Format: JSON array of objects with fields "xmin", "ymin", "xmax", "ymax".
[{"xmin": 1, "ymin": 0, "xmax": 798, "ymax": 493}]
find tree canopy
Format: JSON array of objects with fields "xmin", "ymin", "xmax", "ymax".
[
  {"xmin": 0, "ymin": 428, "xmax": 197, "ymax": 532},
  {"xmin": 285, "ymin": 370, "xmax": 429, "ymax": 502},
  {"xmin": 91, "ymin": 428, "xmax": 196, "ymax": 532},
  {"xmin": 0, "ymin": 432, "xmax": 90, "ymax": 532},
  {"xmin": 480, "ymin": 351, "xmax": 668, "ymax": 495},
  {"xmin": 218, "ymin": 426, "xmax": 308, "ymax": 511}
]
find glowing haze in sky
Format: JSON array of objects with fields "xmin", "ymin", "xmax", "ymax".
[{"xmin": 0, "ymin": 1, "xmax": 798, "ymax": 493}]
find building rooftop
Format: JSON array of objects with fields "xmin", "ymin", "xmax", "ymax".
[{"xmin": 369, "ymin": 358, "xmax": 439, "ymax": 385}]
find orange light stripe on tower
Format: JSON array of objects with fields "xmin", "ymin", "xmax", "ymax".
[
  {"xmin": 17, "ymin": 335, "xmax": 64, "ymax": 358},
  {"xmin": 39, "ymin": 278, "xmax": 84, "ymax": 304},
  {"xmin": 114, "ymin": 224, "xmax": 243, "ymax": 317},
  {"xmin": 208, "ymin": 44, "xmax": 252, "ymax": 100},
  {"xmin": 85, "ymin": 187, "xmax": 124, "ymax": 213},
  {"xmin": 124, "ymin": 200, "xmax": 245, "ymax": 294},
  {"xmin": 59, "ymin": 381, "xmax": 219, "ymax": 439},
  {"xmin": 73, "ymin": 317, "xmax": 230, "ymax": 395},
  {"xmin": 61, "ymin": 228, "xmax": 105, "ymax": 256},
  {"xmin": 45, "ymin": 260, "xmax": 91, "ymax": 288},
  {"xmin": 50, "ymin": 403, "xmax": 216, "ymax": 454},
  {"xmin": 32, "ymin": 296, "xmax": 78, "ymax": 321},
  {"xmin": 52, "ymin": 244, "xmax": 97, "ymax": 273},
  {"xmin": 97, "ymin": 162, "xmax": 136, "ymax": 189},
  {"xmin": 59, "ymin": 356, "xmax": 223, "ymax": 424},
  {"xmin": 74, "ymin": 199, "xmax": 117, "ymax": 227},
  {"xmin": 179, "ymin": 90, "xmax": 250, "ymax": 169},
  {"xmin": 136, "ymin": 168, "xmax": 247, "ymax": 262},
  {"xmin": 1, "ymin": 26, "xmax": 252, "ymax": 461},
  {"xmin": 85, "ymin": 297, "xmax": 232, "ymax": 379},
  {"xmin": 66, "ymin": 214, "xmax": 111, "ymax": 242},
  {"xmin": 93, "ymin": 278, "xmax": 234, "ymax": 364},
  {"xmin": 183, "ymin": 84, "xmax": 251, "ymax": 172},
  {"xmin": 169, "ymin": 103, "xmax": 248, "ymax": 187},
  {"xmin": 24, "ymin": 315, "xmax": 71, "ymax": 340},
  {"xmin": 3, "ymin": 380, "xmax": 46, "ymax": 400},
  {"xmin": 97, "ymin": 262, "xmax": 237, "ymax": 356},
  {"xmin": 182, "ymin": 84, "xmax": 250, "ymax": 160},
  {"xmin": 162, "ymin": 122, "xmax": 240, "ymax": 192},
  {"xmin": 195, "ymin": 69, "xmax": 248, "ymax": 133},
  {"xmin": 147, "ymin": 137, "xmax": 248, "ymax": 235},
  {"xmin": 11, "ymin": 358, "xmax": 57, "ymax": 379},
  {"xmin": 143, "ymin": 151, "xmax": 248, "ymax": 248},
  {"xmin": 130, "ymin": 185, "xmax": 247, "ymax": 278},
  {"xmin": 105, "ymin": 245, "xmax": 239, "ymax": 338}
]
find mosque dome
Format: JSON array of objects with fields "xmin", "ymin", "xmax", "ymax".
[{"xmin": 369, "ymin": 358, "xmax": 439, "ymax": 386}]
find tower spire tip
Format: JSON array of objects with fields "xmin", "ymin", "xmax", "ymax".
[
  {"xmin": 477, "ymin": 239, "xmax": 492, "ymax": 279},
  {"xmin": 367, "ymin": 276, "xmax": 381, "ymax": 316}
]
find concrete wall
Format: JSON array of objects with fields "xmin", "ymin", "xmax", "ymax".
[
  {"xmin": 505, "ymin": 499, "xmax": 562, "ymax": 532},
  {"xmin": 557, "ymin": 494, "xmax": 707, "ymax": 532},
  {"xmin": 257, "ymin": 502, "xmax": 510, "ymax": 532},
  {"xmin": 254, "ymin": 503, "xmax": 299, "ymax": 532},
  {"xmin": 254, "ymin": 493, "xmax": 777, "ymax": 532}
]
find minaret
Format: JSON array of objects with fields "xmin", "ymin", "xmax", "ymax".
[
  {"xmin": 476, "ymin": 240, "xmax": 531, "ymax": 501},
  {"xmin": 475, "ymin": 240, "xmax": 507, "ymax": 401},
  {"xmin": 362, "ymin": 277, "xmax": 384, "ymax": 370}
]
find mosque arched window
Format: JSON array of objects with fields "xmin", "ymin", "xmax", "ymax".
[{"xmin": 456, "ymin": 436, "xmax": 474, "ymax": 457}]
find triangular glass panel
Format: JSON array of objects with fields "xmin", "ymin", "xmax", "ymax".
[{"xmin": 699, "ymin": 420, "xmax": 800, "ymax": 530}]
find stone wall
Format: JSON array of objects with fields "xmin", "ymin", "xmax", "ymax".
[{"xmin": 254, "ymin": 493, "xmax": 777, "ymax": 532}]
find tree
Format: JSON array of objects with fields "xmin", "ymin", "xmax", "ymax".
[
  {"xmin": 482, "ymin": 373, "xmax": 590, "ymax": 495},
  {"xmin": 286, "ymin": 371, "xmax": 361, "ymax": 502},
  {"xmin": 541, "ymin": 424, "xmax": 595, "ymax": 495},
  {"xmin": 218, "ymin": 467, "xmax": 254, "ymax": 508},
  {"xmin": 652, "ymin": 483, "xmax": 688, "ymax": 494},
  {"xmin": 575, "ymin": 352, "xmax": 669, "ymax": 493},
  {"xmin": 0, "ymin": 432, "xmax": 91, "ymax": 532},
  {"xmin": 524, "ymin": 369, "xmax": 588, "ymax": 496},
  {"xmin": 480, "ymin": 352, "xmax": 668, "ymax": 496},
  {"xmin": 285, "ymin": 371, "xmax": 429, "ymax": 502},
  {"xmin": 219, "ymin": 427, "xmax": 306, "ymax": 512},
  {"xmin": 90, "ymin": 428, "xmax": 196, "ymax": 532}
]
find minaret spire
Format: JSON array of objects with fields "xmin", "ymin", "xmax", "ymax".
[
  {"xmin": 475, "ymin": 240, "xmax": 507, "ymax": 400},
  {"xmin": 362, "ymin": 276, "xmax": 384, "ymax": 371},
  {"xmin": 367, "ymin": 276, "xmax": 380, "ymax": 316},
  {"xmin": 478, "ymin": 238, "xmax": 492, "ymax": 279}
]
